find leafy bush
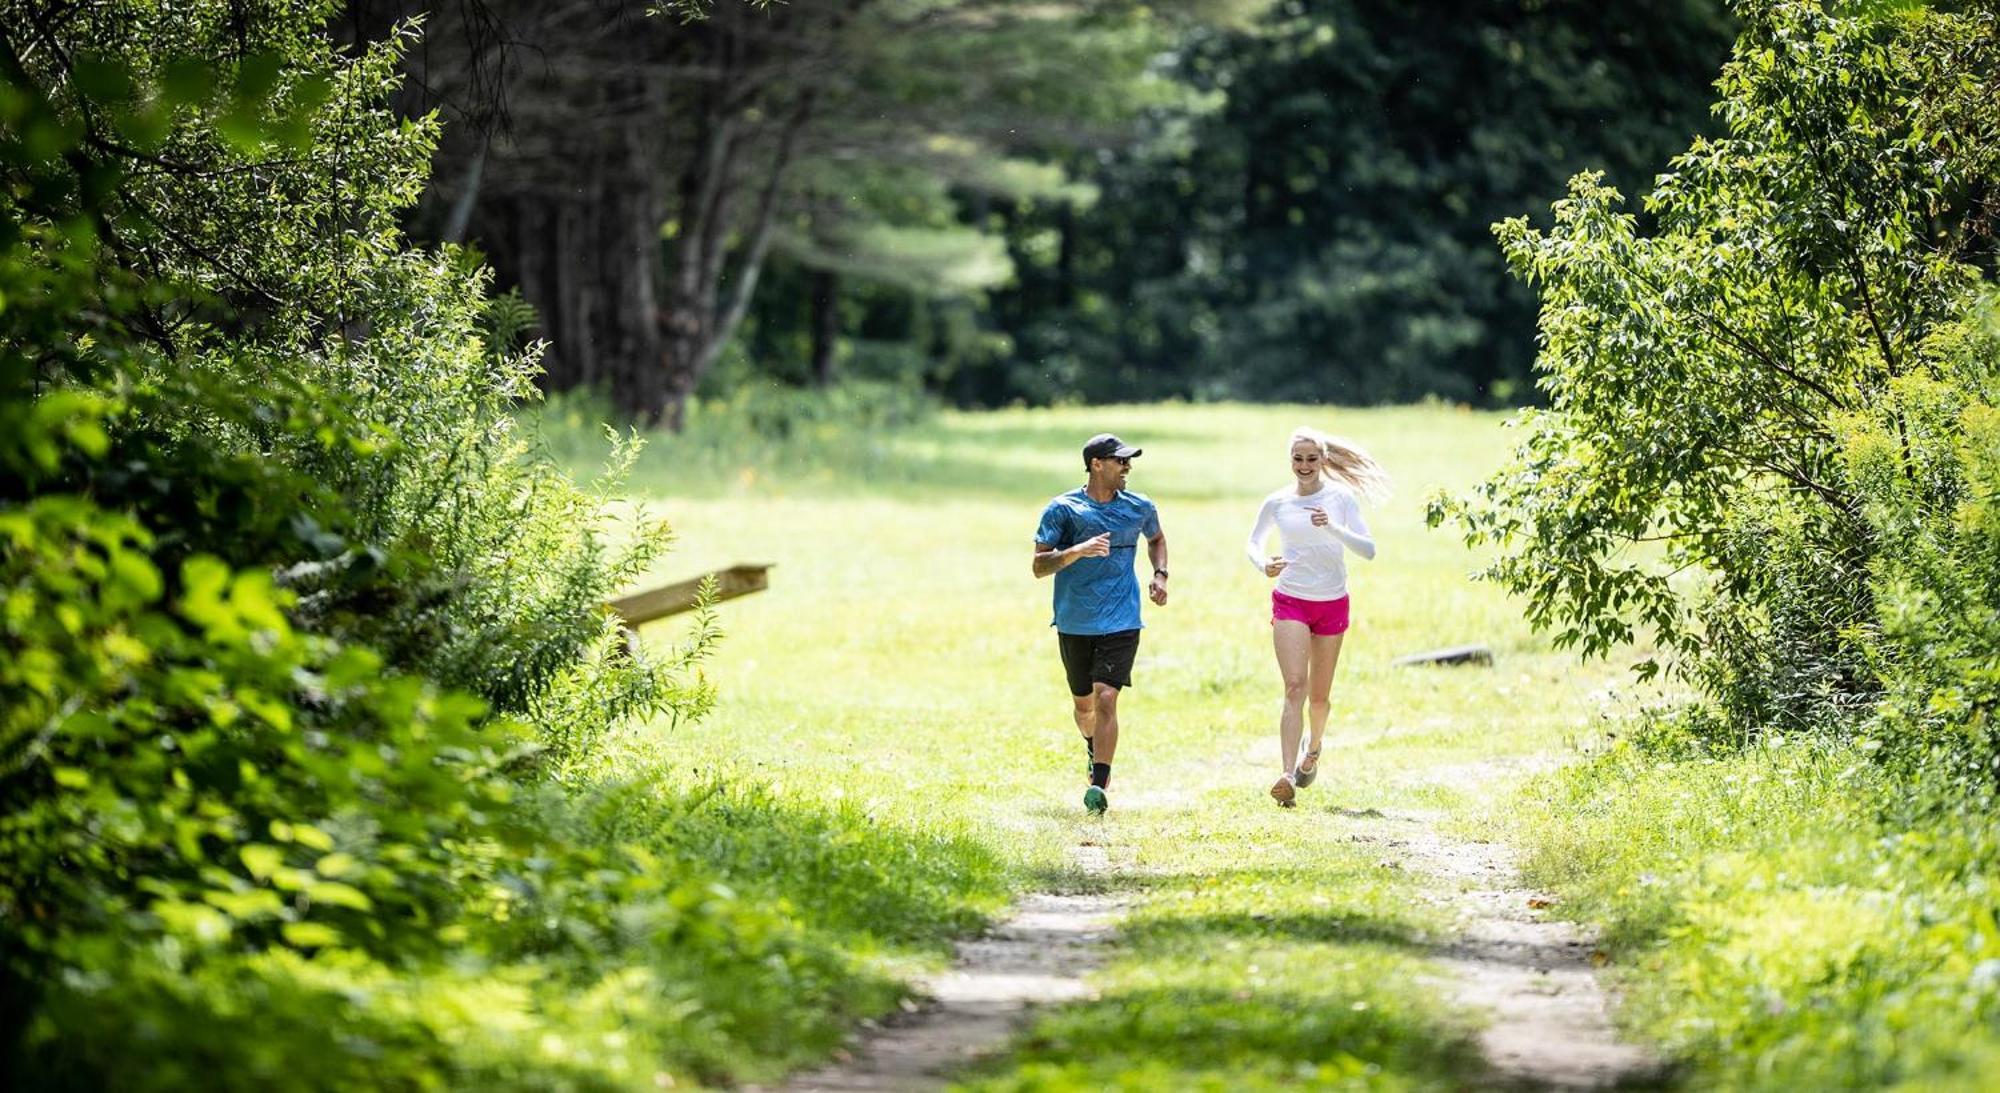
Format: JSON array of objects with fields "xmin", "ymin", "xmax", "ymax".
[
  {"xmin": 4, "ymin": 0, "xmax": 704, "ymax": 754},
  {"xmin": 1837, "ymin": 302, "xmax": 2000, "ymax": 792},
  {"xmin": 1432, "ymin": 1, "xmax": 2000, "ymax": 758}
]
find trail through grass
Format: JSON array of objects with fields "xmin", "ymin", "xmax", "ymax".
[{"xmin": 560, "ymin": 402, "xmax": 1654, "ymax": 1088}]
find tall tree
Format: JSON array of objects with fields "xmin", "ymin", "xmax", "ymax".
[{"xmin": 386, "ymin": 0, "xmax": 1179, "ymax": 426}]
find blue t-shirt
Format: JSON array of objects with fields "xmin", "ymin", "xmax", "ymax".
[{"xmin": 1035, "ymin": 488, "xmax": 1161, "ymax": 635}]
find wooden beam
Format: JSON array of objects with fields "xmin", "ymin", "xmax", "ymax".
[
  {"xmin": 1391, "ymin": 644, "xmax": 1494, "ymax": 668},
  {"xmin": 608, "ymin": 563, "xmax": 773, "ymax": 627}
]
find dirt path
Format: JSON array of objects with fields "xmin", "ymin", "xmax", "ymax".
[
  {"xmin": 778, "ymin": 846, "xmax": 1124, "ymax": 1092},
  {"xmin": 783, "ymin": 760, "xmax": 1653, "ymax": 1091},
  {"xmin": 1363, "ymin": 765, "xmax": 1662, "ymax": 1090}
]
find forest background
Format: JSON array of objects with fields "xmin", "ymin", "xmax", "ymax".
[{"xmin": 371, "ymin": 0, "xmax": 1736, "ymax": 420}]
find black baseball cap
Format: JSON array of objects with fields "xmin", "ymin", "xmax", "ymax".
[{"xmin": 1082, "ymin": 433, "xmax": 1142, "ymax": 467}]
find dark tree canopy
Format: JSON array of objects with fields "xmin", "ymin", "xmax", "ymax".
[{"xmin": 952, "ymin": 0, "xmax": 1737, "ymax": 407}]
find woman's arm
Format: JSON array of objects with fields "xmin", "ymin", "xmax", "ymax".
[
  {"xmin": 1245, "ymin": 499, "xmax": 1279, "ymax": 572},
  {"xmin": 1314, "ymin": 494, "xmax": 1376, "ymax": 560}
]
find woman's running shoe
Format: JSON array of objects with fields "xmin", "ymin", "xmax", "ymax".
[
  {"xmin": 1294, "ymin": 746, "xmax": 1321, "ymax": 789},
  {"xmin": 1270, "ymin": 774, "xmax": 1296, "ymax": 807}
]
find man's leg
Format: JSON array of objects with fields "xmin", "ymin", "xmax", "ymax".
[
  {"xmin": 1084, "ymin": 682, "xmax": 1119, "ymax": 813},
  {"xmin": 1090, "ymin": 682, "xmax": 1120, "ymax": 769},
  {"xmin": 1059, "ymin": 633, "xmax": 1096, "ymax": 766},
  {"xmin": 1083, "ymin": 630, "xmax": 1136, "ymax": 814}
]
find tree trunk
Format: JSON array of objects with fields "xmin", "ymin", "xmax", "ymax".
[
  {"xmin": 811, "ymin": 267, "xmax": 839, "ymax": 386},
  {"xmin": 656, "ymin": 88, "xmax": 814, "ymax": 428}
]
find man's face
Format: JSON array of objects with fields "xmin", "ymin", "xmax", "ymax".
[{"xmin": 1093, "ymin": 455, "xmax": 1132, "ymax": 489}]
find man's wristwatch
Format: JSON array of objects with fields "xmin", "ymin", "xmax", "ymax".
[{"xmin": 1153, "ymin": 568, "xmax": 1169, "ymax": 579}]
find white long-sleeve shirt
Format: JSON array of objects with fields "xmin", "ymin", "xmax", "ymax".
[{"xmin": 1244, "ymin": 482, "xmax": 1376, "ymax": 601}]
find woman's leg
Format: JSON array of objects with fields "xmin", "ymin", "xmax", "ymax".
[
  {"xmin": 1272, "ymin": 620, "xmax": 1312, "ymax": 776},
  {"xmin": 1301, "ymin": 632, "xmax": 1345, "ymax": 769}
]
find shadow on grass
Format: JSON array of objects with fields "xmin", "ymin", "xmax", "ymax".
[
  {"xmin": 554, "ymin": 410, "xmax": 1257, "ymax": 504},
  {"xmin": 614, "ymin": 430, "xmax": 1085, "ymax": 501},
  {"xmin": 1117, "ymin": 907, "xmax": 1423, "ymax": 949},
  {"xmin": 576, "ymin": 773, "xmax": 1015, "ymax": 952},
  {"xmin": 952, "ymin": 979, "xmax": 1487, "ymax": 1091},
  {"xmin": 951, "ymin": 859, "xmax": 1518, "ymax": 1089}
]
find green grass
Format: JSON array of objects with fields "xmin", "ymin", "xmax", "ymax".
[
  {"xmin": 1501, "ymin": 733, "xmax": 2000, "ymax": 1090},
  {"xmin": 518, "ymin": 396, "xmax": 2000, "ymax": 1090},
  {"xmin": 537, "ymin": 399, "xmax": 1651, "ymax": 1087}
]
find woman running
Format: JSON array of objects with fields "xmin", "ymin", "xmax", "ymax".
[{"xmin": 1245, "ymin": 426, "xmax": 1389, "ymax": 806}]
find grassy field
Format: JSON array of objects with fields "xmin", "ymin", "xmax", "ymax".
[{"xmin": 547, "ymin": 400, "xmax": 1653, "ymax": 1087}]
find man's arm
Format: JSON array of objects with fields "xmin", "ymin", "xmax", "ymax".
[
  {"xmin": 1146, "ymin": 530, "xmax": 1169, "ymax": 605},
  {"xmin": 1035, "ymin": 534, "xmax": 1110, "ymax": 578}
]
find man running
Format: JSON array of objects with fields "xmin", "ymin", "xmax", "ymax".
[{"xmin": 1032, "ymin": 433, "xmax": 1169, "ymax": 814}]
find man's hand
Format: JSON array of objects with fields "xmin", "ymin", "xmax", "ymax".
[
  {"xmin": 1148, "ymin": 572, "xmax": 1168, "ymax": 605},
  {"xmin": 1073, "ymin": 533, "xmax": 1112, "ymax": 559},
  {"xmin": 1264, "ymin": 556, "xmax": 1288, "ymax": 578},
  {"xmin": 1034, "ymin": 533, "xmax": 1112, "ymax": 578}
]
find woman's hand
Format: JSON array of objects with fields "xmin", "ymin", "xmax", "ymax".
[
  {"xmin": 1264, "ymin": 556, "xmax": 1287, "ymax": 578},
  {"xmin": 1308, "ymin": 506, "xmax": 1330, "ymax": 527}
]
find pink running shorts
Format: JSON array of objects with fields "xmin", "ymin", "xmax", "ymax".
[{"xmin": 1272, "ymin": 590, "xmax": 1351, "ymax": 636}]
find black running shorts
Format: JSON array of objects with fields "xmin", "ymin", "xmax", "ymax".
[{"xmin": 1058, "ymin": 629, "xmax": 1141, "ymax": 696}]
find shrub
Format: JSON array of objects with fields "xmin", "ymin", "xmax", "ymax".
[{"xmin": 1432, "ymin": 1, "xmax": 2000, "ymax": 757}]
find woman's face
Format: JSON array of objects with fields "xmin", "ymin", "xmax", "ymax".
[{"xmin": 1290, "ymin": 440, "xmax": 1323, "ymax": 482}]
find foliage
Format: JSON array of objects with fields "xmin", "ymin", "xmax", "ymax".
[
  {"xmin": 0, "ymin": 1, "xmax": 991, "ymax": 1086},
  {"xmin": 1432, "ymin": 1, "xmax": 2000, "ymax": 754},
  {"xmin": 1840, "ymin": 336, "xmax": 2000, "ymax": 792},
  {"xmin": 1449, "ymin": 10, "xmax": 2000, "ymax": 1081},
  {"xmin": 5, "ymin": 0, "xmax": 707, "ymax": 749}
]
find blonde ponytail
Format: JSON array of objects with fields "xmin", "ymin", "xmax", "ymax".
[{"xmin": 1289, "ymin": 425, "xmax": 1391, "ymax": 504}]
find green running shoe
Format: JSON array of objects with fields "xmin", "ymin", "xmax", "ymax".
[{"xmin": 1083, "ymin": 785, "xmax": 1108, "ymax": 814}]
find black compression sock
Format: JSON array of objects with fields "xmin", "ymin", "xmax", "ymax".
[
  {"xmin": 1084, "ymin": 735, "xmax": 1095, "ymax": 764},
  {"xmin": 1090, "ymin": 762, "xmax": 1111, "ymax": 789}
]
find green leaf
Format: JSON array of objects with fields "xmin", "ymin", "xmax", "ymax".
[
  {"xmin": 280, "ymin": 921, "xmax": 341, "ymax": 948},
  {"xmin": 160, "ymin": 57, "xmax": 213, "ymax": 107},
  {"xmin": 315, "ymin": 852, "xmax": 359, "ymax": 878},
  {"xmin": 306, "ymin": 881, "xmax": 373, "ymax": 911},
  {"xmin": 71, "ymin": 54, "xmax": 135, "ymax": 105},
  {"xmin": 289, "ymin": 824, "xmax": 335, "ymax": 852},
  {"xmin": 239, "ymin": 843, "xmax": 284, "ymax": 880}
]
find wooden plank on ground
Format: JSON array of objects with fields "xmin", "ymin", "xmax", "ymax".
[
  {"xmin": 1392, "ymin": 643, "xmax": 1494, "ymax": 668},
  {"xmin": 608, "ymin": 563, "xmax": 772, "ymax": 627}
]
